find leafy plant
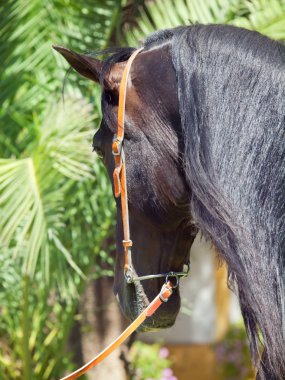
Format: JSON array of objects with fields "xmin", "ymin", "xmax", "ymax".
[
  {"xmin": 0, "ymin": 0, "xmax": 125, "ymax": 158},
  {"xmin": 0, "ymin": 260, "xmax": 76, "ymax": 380},
  {"xmin": 0, "ymin": 99, "xmax": 115, "ymax": 379},
  {"xmin": 130, "ymin": 342, "xmax": 174, "ymax": 380},
  {"xmin": 124, "ymin": 0, "xmax": 285, "ymax": 45},
  {"xmin": 2, "ymin": 100, "xmax": 95, "ymax": 286},
  {"xmin": 232, "ymin": 0, "xmax": 285, "ymax": 39},
  {"xmin": 0, "ymin": 1, "xmax": 124, "ymax": 378}
]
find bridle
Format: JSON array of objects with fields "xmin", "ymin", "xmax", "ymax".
[
  {"xmin": 112, "ymin": 47, "xmax": 189, "ymax": 287},
  {"xmin": 60, "ymin": 48, "xmax": 190, "ymax": 380}
]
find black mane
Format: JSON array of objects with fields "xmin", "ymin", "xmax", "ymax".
[{"xmin": 169, "ymin": 25, "xmax": 285, "ymax": 379}]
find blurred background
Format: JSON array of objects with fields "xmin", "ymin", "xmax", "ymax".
[{"xmin": 1, "ymin": 1, "xmax": 285, "ymax": 379}]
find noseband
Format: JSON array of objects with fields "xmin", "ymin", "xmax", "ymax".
[
  {"xmin": 60, "ymin": 48, "xmax": 190, "ymax": 380},
  {"xmin": 112, "ymin": 48, "xmax": 190, "ymax": 287}
]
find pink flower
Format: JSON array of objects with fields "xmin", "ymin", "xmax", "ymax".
[
  {"xmin": 159, "ymin": 347, "xmax": 169, "ymax": 359},
  {"xmin": 162, "ymin": 368, "xmax": 173, "ymax": 377}
]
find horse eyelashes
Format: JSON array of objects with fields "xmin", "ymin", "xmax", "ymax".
[{"xmin": 105, "ymin": 91, "xmax": 112, "ymax": 103}]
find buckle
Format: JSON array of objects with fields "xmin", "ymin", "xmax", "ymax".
[
  {"xmin": 124, "ymin": 269, "xmax": 134, "ymax": 284},
  {"xmin": 112, "ymin": 136, "xmax": 122, "ymax": 156},
  {"xmin": 159, "ymin": 283, "xmax": 173, "ymax": 302},
  {"xmin": 165, "ymin": 272, "xmax": 180, "ymax": 288}
]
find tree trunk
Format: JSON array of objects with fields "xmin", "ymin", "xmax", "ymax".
[{"xmin": 78, "ymin": 276, "xmax": 127, "ymax": 380}]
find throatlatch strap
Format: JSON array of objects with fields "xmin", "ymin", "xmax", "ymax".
[{"xmin": 59, "ymin": 283, "xmax": 173, "ymax": 380}]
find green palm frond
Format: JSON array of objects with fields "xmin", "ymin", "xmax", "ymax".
[
  {"xmin": 0, "ymin": 100, "xmax": 94, "ymax": 281},
  {"xmin": 232, "ymin": 0, "xmax": 285, "ymax": 40},
  {"xmin": 125, "ymin": 0, "xmax": 244, "ymax": 45},
  {"xmin": 124, "ymin": 0, "xmax": 285, "ymax": 45},
  {"xmin": 0, "ymin": 2, "xmax": 120, "ymax": 378},
  {"xmin": 0, "ymin": 0, "xmax": 124, "ymax": 157},
  {"xmin": 0, "ymin": 256, "xmax": 76, "ymax": 380}
]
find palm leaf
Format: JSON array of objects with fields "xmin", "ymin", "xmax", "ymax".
[
  {"xmin": 0, "ymin": 0, "xmax": 124, "ymax": 157},
  {"xmin": 232, "ymin": 0, "xmax": 285, "ymax": 40},
  {"xmin": 0, "ymin": 100, "xmax": 95, "ymax": 280},
  {"xmin": 124, "ymin": 0, "xmax": 285, "ymax": 45},
  {"xmin": 124, "ymin": 0, "xmax": 244, "ymax": 45}
]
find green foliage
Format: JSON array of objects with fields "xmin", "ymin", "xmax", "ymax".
[
  {"xmin": 130, "ymin": 342, "xmax": 172, "ymax": 380},
  {"xmin": 0, "ymin": 0, "xmax": 124, "ymax": 158},
  {"xmin": 124, "ymin": 0, "xmax": 285, "ymax": 45},
  {"xmin": 0, "ymin": 266, "xmax": 76, "ymax": 380},
  {"xmin": 0, "ymin": 99, "xmax": 116, "ymax": 379},
  {"xmin": 0, "ymin": 1, "xmax": 122, "ymax": 378},
  {"xmin": 0, "ymin": 100, "xmax": 111, "ymax": 289},
  {"xmin": 1, "ymin": 102, "xmax": 86, "ymax": 272},
  {"xmin": 232, "ymin": 0, "xmax": 285, "ymax": 40}
]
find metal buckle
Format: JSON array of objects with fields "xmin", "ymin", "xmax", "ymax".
[
  {"xmin": 165, "ymin": 272, "xmax": 180, "ymax": 288},
  {"xmin": 124, "ymin": 269, "xmax": 134, "ymax": 284},
  {"xmin": 159, "ymin": 283, "xmax": 173, "ymax": 302}
]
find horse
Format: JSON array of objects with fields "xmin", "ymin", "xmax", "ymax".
[{"xmin": 54, "ymin": 24, "xmax": 285, "ymax": 379}]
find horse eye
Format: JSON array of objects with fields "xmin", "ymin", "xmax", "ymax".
[
  {"xmin": 104, "ymin": 90, "xmax": 118, "ymax": 105},
  {"xmin": 105, "ymin": 91, "xmax": 112, "ymax": 103}
]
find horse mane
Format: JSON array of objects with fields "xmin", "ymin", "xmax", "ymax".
[{"xmin": 166, "ymin": 24, "xmax": 285, "ymax": 379}]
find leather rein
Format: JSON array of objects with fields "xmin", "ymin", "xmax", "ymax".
[{"xmin": 60, "ymin": 48, "xmax": 190, "ymax": 380}]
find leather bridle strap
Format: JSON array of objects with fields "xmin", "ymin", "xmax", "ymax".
[
  {"xmin": 112, "ymin": 47, "xmax": 143, "ymax": 278},
  {"xmin": 59, "ymin": 282, "xmax": 173, "ymax": 380},
  {"xmin": 112, "ymin": 47, "xmax": 189, "ymax": 284}
]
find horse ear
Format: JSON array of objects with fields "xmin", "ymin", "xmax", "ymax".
[
  {"xmin": 52, "ymin": 45, "xmax": 103, "ymax": 83},
  {"xmin": 53, "ymin": 45, "xmax": 125, "ymax": 91}
]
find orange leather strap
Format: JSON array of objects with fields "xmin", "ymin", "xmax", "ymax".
[
  {"xmin": 112, "ymin": 47, "xmax": 144, "ymax": 197},
  {"xmin": 112, "ymin": 47, "xmax": 144, "ymax": 150},
  {"xmin": 59, "ymin": 283, "xmax": 173, "ymax": 380},
  {"xmin": 112, "ymin": 48, "xmax": 143, "ymax": 275}
]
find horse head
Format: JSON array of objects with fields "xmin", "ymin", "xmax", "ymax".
[{"xmin": 54, "ymin": 39, "xmax": 197, "ymax": 330}]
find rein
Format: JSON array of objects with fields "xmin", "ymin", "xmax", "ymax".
[{"xmin": 60, "ymin": 48, "xmax": 190, "ymax": 380}]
